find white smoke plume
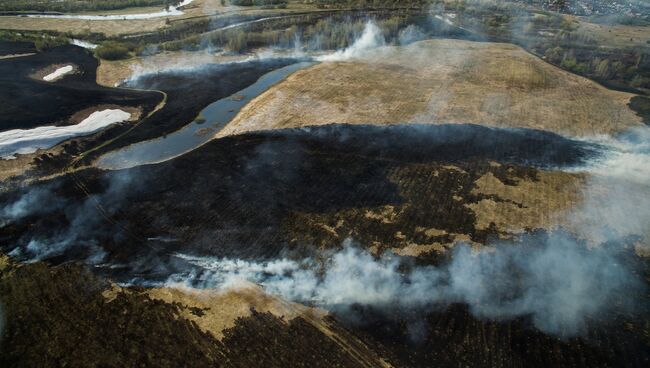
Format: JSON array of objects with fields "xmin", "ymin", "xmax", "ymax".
[
  {"xmin": 318, "ymin": 21, "xmax": 386, "ymax": 62},
  {"xmin": 398, "ymin": 25, "xmax": 427, "ymax": 45},
  {"xmin": 167, "ymin": 232, "xmax": 640, "ymax": 337},
  {"xmin": 569, "ymin": 126, "xmax": 650, "ymax": 247},
  {"xmin": 162, "ymin": 126, "xmax": 650, "ymax": 337},
  {"xmin": 1, "ymin": 171, "xmax": 136, "ymax": 262}
]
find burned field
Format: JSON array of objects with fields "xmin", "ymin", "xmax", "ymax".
[
  {"xmin": 0, "ymin": 45, "xmax": 159, "ymax": 132},
  {"xmin": 0, "ymin": 40, "xmax": 34, "ymax": 57},
  {"xmin": 0, "ymin": 43, "xmax": 305, "ymax": 180},
  {"xmin": 1, "ymin": 2, "xmax": 649, "ymax": 365},
  {"xmin": 0, "ymin": 257, "xmax": 393, "ymax": 368},
  {"xmin": 89, "ymin": 56, "xmax": 304, "ymax": 157},
  {"xmin": 1, "ymin": 123, "xmax": 599, "ymax": 270},
  {"xmin": 1, "ymin": 124, "xmax": 649, "ymax": 367},
  {"xmin": 1, "ymin": 256, "xmax": 648, "ymax": 368}
]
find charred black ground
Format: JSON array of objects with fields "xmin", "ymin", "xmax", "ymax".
[
  {"xmin": 1, "ymin": 123, "xmax": 599, "ymax": 277},
  {"xmin": 0, "ymin": 40, "xmax": 34, "ymax": 56},
  {"xmin": 0, "ymin": 45, "xmax": 160, "ymax": 132}
]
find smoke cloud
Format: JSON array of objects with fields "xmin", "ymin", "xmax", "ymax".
[
  {"xmin": 168, "ymin": 231, "xmax": 640, "ymax": 337},
  {"xmin": 162, "ymin": 126, "xmax": 650, "ymax": 337},
  {"xmin": 569, "ymin": 126, "xmax": 650, "ymax": 247},
  {"xmin": 1, "ymin": 171, "xmax": 139, "ymax": 262},
  {"xmin": 318, "ymin": 21, "xmax": 386, "ymax": 62},
  {"xmin": 398, "ymin": 25, "xmax": 427, "ymax": 45}
]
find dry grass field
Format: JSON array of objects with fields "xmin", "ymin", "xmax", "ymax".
[
  {"xmin": 0, "ymin": 16, "xmax": 170, "ymax": 36},
  {"xmin": 96, "ymin": 48, "xmax": 283, "ymax": 86},
  {"xmin": 144, "ymin": 282, "xmax": 328, "ymax": 341},
  {"xmin": 0, "ymin": 0, "xmax": 318, "ymax": 37},
  {"xmin": 219, "ymin": 39, "xmax": 643, "ymax": 138},
  {"xmin": 573, "ymin": 16, "xmax": 650, "ymax": 49},
  {"xmin": 0, "ymin": 0, "xmax": 227, "ymax": 37}
]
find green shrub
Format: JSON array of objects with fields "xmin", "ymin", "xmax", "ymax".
[{"xmin": 95, "ymin": 42, "xmax": 130, "ymax": 60}]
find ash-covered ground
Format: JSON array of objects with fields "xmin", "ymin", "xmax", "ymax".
[{"xmin": 1, "ymin": 122, "xmax": 649, "ymax": 367}]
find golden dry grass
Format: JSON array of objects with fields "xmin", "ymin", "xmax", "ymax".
[
  {"xmin": 467, "ymin": 170, "xmax": 586, "ymax": 234},
  {"xmin": 0, "ymin": 16, "xmax": 169, "ymax": 36},
  {"xmin": 572, "ymin": 16, "xmax": 650, "ymax": 49},
  {"xmin": 96, "ymin": 50, "xmax": 261, "ymax": 86},
  {"xmin": 146, "ymin": 281, "xmax": 327, "ymax": 340},
  {"xmin": 219, "ymin": 39, "xmax": 643, "ymax": 138},
  {"xmin": 0, "ymin": 0, "xmax": 226, "ymax": 37},
  {"xmin": 0, "ymin": 0, "xmax": 318, "ymax": 37}
]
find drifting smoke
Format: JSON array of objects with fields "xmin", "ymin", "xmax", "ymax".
[
  {"xmin": 1, "ymin": 171, "xmax": 139, "ymax": 262},
  {"xmin": 125, "ymin": 53, "xmax": 267, "ymax": 86},
  {"xmin": 398, "ymin": 25, "xmax": 427, "ymax": 45},
  {"xmin": 570, "ymin": 127, "xmax": 650, "ymax": 247},
  {"xmin": 318, "ymin": 21, "xmax": 386, "ymax": 61},
  {"xmin": 162, "ymin": 126, "xmax": 650, "ymax": 337},
  {"xmin": 168, "ymin": 232, "xmax": 640, "ymax": 337},
  {"xmin": 0, "ymin": 184, "xmax": 63, "ymax": 222}
]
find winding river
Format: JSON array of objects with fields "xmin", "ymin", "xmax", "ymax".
[{"xmin": 96, "ymin": 61, "xmax": 314, "ymax": 170}]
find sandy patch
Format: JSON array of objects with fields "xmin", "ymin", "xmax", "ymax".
[
  {"xmin": 219, "ymin": 39, "xmax": 642, "ymax": 138},
  {"xmin": 31, "ymin": 63, "xmax": 77, "ymax": 81},
  {"xmin": 42, "ymin": 64, "xmax": 74, "ymax": 81}
]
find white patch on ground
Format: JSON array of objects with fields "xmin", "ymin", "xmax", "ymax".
[
  {"xmin": 43, "ymin": 65, "xmax": 74, "ymax": 82},
  {"xmin": 0, "ymin": 109, "xmax": 131, "ymax": 159},
  {"xmin": 26, "ymin": 0, "xmax": 194, "ymax": 20}
]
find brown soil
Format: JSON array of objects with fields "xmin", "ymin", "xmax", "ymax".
[
  {"xmin": 0, "ymin": 150, "xmax": 42, "ymax": 181},
  {"xmin": 220, "ymin": 39, "xmax": 643, "ymax": 138}
]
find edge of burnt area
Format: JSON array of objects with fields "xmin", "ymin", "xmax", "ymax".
[
  {"xmin": 0, "ymin": 256, "xmax": 396, "ymax": 368},
  {"xmin": 20, "ymin": 56, "xmax": 307, "ymax": 180},
  {"xmin": 0, "ymin": 123, "xmax": 600, "ymax": 267},
  {"xmin": 629, "ymin": 96, "xmax": 650, "ymax": 126},
  {"xmin": 0, "ymin": 43, "xmax": 163, "ymax": 185},
  {"xmin": 70, "ymin": 57, "xmax": 308, "ymax": 163},
  {"xmin": 0, "ymin": 124, "xmax": 648, "ymax": 367},
  {"xmin": 0, "ymin": 43, "xmax": 302, "ymax": 182}
]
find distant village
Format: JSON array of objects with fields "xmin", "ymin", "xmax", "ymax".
[{"xmin": 522, "ymin": 0, "xmax": 649, "ymax": 17}]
